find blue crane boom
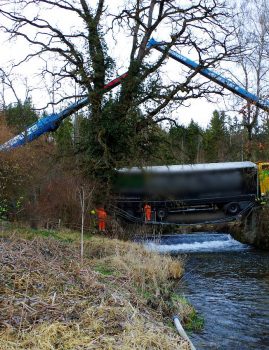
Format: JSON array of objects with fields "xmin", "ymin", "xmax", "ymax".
[
  {"xmin": 0, "ymin": 72, "xmax": 128, "ymax": 151},
  {"xmin": 147, "ymin": 38, "xmax": 269, "ymax": 112},
  {"xmin": 1, "ymin": 38, "xmax": 269, "ymax": 151},
  {"xmin": 0, "ymin": 97, "xmax": 88, "ymax": 151}
]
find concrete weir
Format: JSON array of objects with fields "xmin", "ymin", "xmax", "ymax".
[
  {"xmin": 153, "ymin": 206, "xmax": 269, "ymax": 250},
  {"xmin": 231, "ymin": 206, "xmax": 269, "ymax": 250}
]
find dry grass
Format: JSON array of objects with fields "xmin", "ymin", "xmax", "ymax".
[{"xmin": 0, "ymin": 229, "xmax": 191, "ymax": 349}]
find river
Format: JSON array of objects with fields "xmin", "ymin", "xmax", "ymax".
[{"xmin": 146, "ymin": 233, "xmax": 269, "ymax": 350}]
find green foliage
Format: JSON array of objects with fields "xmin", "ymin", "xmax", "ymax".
[
  {"xmin": 185, "ymin": 120, "xmax": 204, "ymax": 163},
  {"xmin": 0, "ymin": 200, "xmax": 8, "ymax": 219},
  {"xmin": 94, "ymin": 264, "xmax": 114, "ymax": 276},
  {"xmin": 168, "ymin": 125, "xmax": 186, "ymax": 163},
  {"xmin": 184, "ymin": 309, "xmax": 204, "ymax": 332},
  {"xmin": 136, "ymin": 286, "xmax": 154, "ymax": 300},
  {"xmin": 0, "ymin": 157, "xmax": 27, "ymax": 219},
  {"xmin": 78, "ymin": 98, "xmax": 171, "ymax": 181},
  {"xmin": 55, "ymin": 117, "xmax": 74, "ymax": 155},
  {"xmin": 204, "ymin": 110, "xmax": 227, "ymax": 162},
  {"xmin": 171, "ymin": 294, "xmax": 204, "ymax": 332},
  {"xmin": 169, "ymin": 120, "xmax": 203, "ymax": 164},
  {"xmin": 5, "ymin": 98, "xmax": 38, "ymax": 133}
]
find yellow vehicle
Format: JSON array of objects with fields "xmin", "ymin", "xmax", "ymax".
[{"xmin": 257, "ymin": 162, "xmax": 269, "ymax": 198}]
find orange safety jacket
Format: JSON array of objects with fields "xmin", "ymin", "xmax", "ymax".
[
  {"xmin": 144, "ymin": 204, "xmax": 151, "ymax": 221},
  {"xmin": 96, "ymin": 208, "xmax": 107, "ymax": 221}
]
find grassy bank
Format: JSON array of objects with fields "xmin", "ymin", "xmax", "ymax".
[{"xmin": 0, "ymin": 228, "xmax": 198, "ymax": 349}]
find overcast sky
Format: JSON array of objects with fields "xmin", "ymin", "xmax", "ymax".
[{"xmin": 0, "ymin": 0, "xmax": 238, "ymax": 129}]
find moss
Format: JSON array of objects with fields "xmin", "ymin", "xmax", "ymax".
[
  {"xmin": 94, "ymin": 264, "xmax": 114, "ymax": 276},
  {"xmin": 136, "ymin": 287, "xmax": 154, "ymax": 300},
  {"xmin": 142, "ymin": 290, "xmax": 154, "ymax": 299},
  {"xmin": 185, "ymin": 311, "xmax": 204, "ymax": 332},
  {"xmin": 171, "ymin": 294, "xmax": 204, "ymax": 332}
]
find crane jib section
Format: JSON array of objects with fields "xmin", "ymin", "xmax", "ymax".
[
  {"xmin": 147, "ymin": 38, "xmax": 269, "ymax": 113},
  {"xmin": 0, "ymin": 72, "xmax": 128, "ymax": 151}
]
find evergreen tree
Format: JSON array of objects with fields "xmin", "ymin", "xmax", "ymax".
[
  {"xmin": 185, "ymin": 120, "xmax": 204, "ymax": 163},
  {"xmin": 4, "ymin": 98, "xmax": 38, "ymax": 133},
  {"xmin": 169, "ymin": 121, "xmax": 204, "ymax": 164},
  {"xmin": 204, "ymin": 110, "xmax": 227, "ymax": 162},
  {"xmin": 169, "ymin": 125, "xmax": 187, "ymax": 163},
  {"xmin": 55, "ymin": 117, "xmax": 74, "ymax": 155}
]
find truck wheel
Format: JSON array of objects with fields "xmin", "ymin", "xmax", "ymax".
[
  {"xmin": 157, "ymin": 208, "xmax": 167, "ymax": 220},
  {"xmin": 224, "ymin": 202, "xmax": 240, "ymax": 215}
]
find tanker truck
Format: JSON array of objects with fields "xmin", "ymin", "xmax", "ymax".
[{"xmin": 113, "ymin": 161, "xmax": 269, "ymax": 222}]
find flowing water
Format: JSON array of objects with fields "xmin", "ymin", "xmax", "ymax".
[{"xmin": 146, "ymin": 233, "xmax": 269, "ymax": 350}]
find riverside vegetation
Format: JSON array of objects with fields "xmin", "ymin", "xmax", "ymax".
[{"xmin": 0, "ymin": 228, "xmax": 202, "ymax": 350}]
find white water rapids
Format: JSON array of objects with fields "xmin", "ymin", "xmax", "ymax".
[{"xmin": 145, "ymin": 233, "xmax": 251, "ymax": 253}]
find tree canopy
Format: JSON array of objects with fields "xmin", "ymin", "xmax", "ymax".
[{"xmin": 0, "ymin": 0, "xmax": 238, "ymax": 177}]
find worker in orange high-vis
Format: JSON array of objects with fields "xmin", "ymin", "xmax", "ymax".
[
  {"xmin": 144, "ymin": 203, "xmax": 151, "ymax": 222},
  {"xmin": 96, "ymin": 207, "xmax": 107, "ymax": 231}
]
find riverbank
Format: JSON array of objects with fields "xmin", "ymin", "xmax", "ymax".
[{"xmin": 0, "ymin": 228, "xmax": 196, "ymax": 349}]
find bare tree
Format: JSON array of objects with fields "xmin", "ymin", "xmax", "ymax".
[
  {"xmin": 229, "ymin": 0, "xmax": 269, "ymax": 159},
  {"xmin": 0, "ymin": 0, "xmax": 238, "ymax": 169}
]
